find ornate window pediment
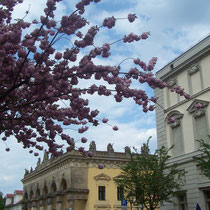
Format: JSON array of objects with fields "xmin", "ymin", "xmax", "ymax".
[
  {"xmin": 187, "ymin": 99, "xmax": 209, "ymax": 118},
  {"xmin": 166, "ymin": 110, "xmax": 183, "ymax": 128},
  {"xmin": 94, "ymin": 173, "xmax": 111, "ymax": 181}
]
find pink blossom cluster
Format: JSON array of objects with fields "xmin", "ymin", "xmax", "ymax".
[
  {"xmin": 123, "ymin": 32, "xmax": 150, "ymax": 43},
  {"xmin": 0, "ymin": 0, "xmax": 190, "ymax": 158},
  {"xmin": 103, "ymin": 16, "xmax": 116, "ymax": 29},
  {"xmin": 170, "ymin": 85, "xmax": 190, "ymax": 99},
  {"xmin": 167, "ymin": 117, "xmax": 176, "ymax": 124},
  {"xmin": 195, "ymin": 103, "xmax": 203, "ymax": 109}
]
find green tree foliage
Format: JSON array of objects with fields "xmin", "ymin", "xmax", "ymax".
[
  {"xmin": 0, "ymin": 192, "xmax": 5, "ymax": 210},
  {"xmin": 193, "ymin": 136, "xmax": 210, "ymax": 179},
  {"xmin": 115, "ymin": 138, "xmax": 185, "ymax": 210}
]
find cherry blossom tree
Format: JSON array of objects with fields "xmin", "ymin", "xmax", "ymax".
[{"xmin": 0, "ymin": 0, "xmax": 190, "ymax": 158}]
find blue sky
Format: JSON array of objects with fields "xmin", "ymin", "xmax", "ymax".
[{"xmin": 1, "ymin": 0, "xmax": 210, "ymax": 196}]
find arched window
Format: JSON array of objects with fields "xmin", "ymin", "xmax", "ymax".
[
  {"xmin": 24, "ymin": 192, "xmax": 28, "ymax": 201},
  {"xmin": 36, "ymin": 188, "xmax": 40, "ymax": 198},
  {"xmin": 51, "ymin": 182, "xmax": 57, "ymax": 193},
  {"xmin": 61, "ymin": 179, "xmax": 67, "ymax": 191},
  {"xmin": 43, "ymin": 185, "xmax": 48, "ymax": 196},
  {"xmin": 29, "ymin": 190, "xmax": 34, "ymax": 199}
]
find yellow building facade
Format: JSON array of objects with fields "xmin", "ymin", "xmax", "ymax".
[{"xmin": 22, "ymin": 142, "xmax": 132, "ymax": 210}]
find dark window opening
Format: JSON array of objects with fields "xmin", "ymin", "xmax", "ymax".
[
  {"xmin": 117, "ymin": 187, "xmax": 124, "ymax": 200},
  {"xmin": 98, "ymin": 186, "xmax": 105, "ymax": 200}
]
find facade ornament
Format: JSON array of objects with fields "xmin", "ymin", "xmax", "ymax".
[
  {"xmin": 166, "ymin": 110, "xmax": 183, "ymax": 128},
  {"xmin": 30, "ymin": 167, "xmax": 33, "ymax": 173},
  {"xmin": 141, "ymin": 143, "xmax": 149, "ymax": 154},
  {"xmin": 169, "ymin": 119, "xmax": 181, "ymax": 128},
  {"xmin": 124, "ymin": 146, "xmax": 131, "ymax": 154},
  {"xmin": 107, "ymin": 143, "xmax": 114, "ymax": 152},
  {"xmin": 187, "ymin": 99, "xmax": 209, "ymax": 118},
  {"xmin": 89, "ymin": 141, "xmax": 96, "ymax": 153},
  {"xmin": 107, "ymin": 143, "xmax": 114, "ymax": 156},
  {"xmin": 60, "ymin": 149, "xmax": 64, "ymax": 155},
  {"xmin": 167, "ymin": 78, "xmax": 177, "ymax": 87},
  {"xmin": 50, "ymin": 153, "xmax": 55, "ymax": 160},
  {"xmin": 24, "ymin": 169, "xmax": 29, "ymax": 176},
  {"xmin": 37, "ymin": 158, "xmax": 41, "ymax": 166},
  {"xmin": 193, "ymin": 108, "xmax": 206, "ymax": 118},
  {"xmin": 188, "ymin": 63, "xmax": 200, "ymax": 75},
  {"xmin": 43, "ymin": 151, "xmax": 49, "ymax": 162}
]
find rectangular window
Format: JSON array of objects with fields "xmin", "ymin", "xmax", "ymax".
[
  {"xmin": 195, "ymin": 115, "xmax": 208, "ymax": 141},
  {"xmin": 172, "ymin": 125, "xmax": 184, "ymax": 156},
  {"xmin": 98, "ymin": 186, "xmax": 105, "ymax": 200},
  {"xmin": 178, "ymin": 193, "xmax": 188, "ymax": 210},
  {"xmin": 117, "ymin": 187, "xmax": 124, "ymax": 200}
]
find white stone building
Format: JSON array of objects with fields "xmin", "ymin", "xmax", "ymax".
[
  {"xmin": 5, "ymin": 190, "xmax": 23, "ymax": 210},
  {"xmin": 155, "ymin": 35, "xmax": 210, "ymax": 209}
]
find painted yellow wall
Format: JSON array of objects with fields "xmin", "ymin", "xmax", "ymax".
[{"xmin": 86, "ymin": 167, "xmax": 122, "ymax": 210}]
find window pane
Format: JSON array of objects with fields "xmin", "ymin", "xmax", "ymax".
[{"xmin": 99, "ymin": 186, "xmax": 105, "ymax": 200}]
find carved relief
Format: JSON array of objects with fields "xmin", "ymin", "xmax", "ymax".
[
  {"xmin": 166, "ymin": 110, "xmax": 183, "ymax": 128},
  {"xmin": 187, "ymin": 99, "xmax": 209, "ymax": 118},
  {"xmin": 188, "ymin": 63, "xmax": 200, "ymax": 75},
  {"xmin": 167, "ymin": 78, "xmax": 177, "ymax": 87},
  {"xmin": 89, "ymin": 141, "xmax": 96, "ymax": 153},
  {"xmin": 94, "ymin": 173, "xmax": 111, "ymax": 181}
]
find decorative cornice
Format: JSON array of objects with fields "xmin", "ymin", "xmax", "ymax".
[
  {"xmin": 22, "ymin": 150, "xmax": 130, "ymax": 183},
  {"xmin": 186, "ymin": 99, "xmax": 209, "ymax": 114},
  {"xmin": 94, "ymin": 173, "xmax": 111, "ymax": 181}
]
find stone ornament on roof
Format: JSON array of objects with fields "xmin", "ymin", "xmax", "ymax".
[
  {"xmin": 43, "ymin": 151, "xmax": 49, "ymax": 163},
  {"xmin": 24, "ymin": 169, "xmax": 29, "ymax": 176},
  {"xmin": 89, "ymin": 141, "xmax": 96, "ymax": 152},
  {"xmin": 124, "ymin": 146, "xmax": 131, "ymax": 154},
  {"xmin": 141, "ymin": 143, "xmax": 149, "ymax": 155},
  {"xmin": 107, "ymin": 143, "xmax": 114, "ymax": 152}
]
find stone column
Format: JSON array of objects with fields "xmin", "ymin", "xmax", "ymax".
[
  {"xmin": 67, "ymin": 195, "xmax": 74, "ymax": 210},
  {"xmin": 56, "ymin": 195, "xmax": 63, "ymax": 210},
  {"xmin": 39, "ymin": 199, "xmax": 44, "ymax": 210},
  {"xmin": 31, "ymin": 200, "xmax": 37, "ymax": 210},
  {"xmin": 47, "ymin": 197, "xmax": 52, "ymax": 210}
]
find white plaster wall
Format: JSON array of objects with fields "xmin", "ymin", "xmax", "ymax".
[
  {"xmin": 201, "ymin": 54, "xmax": 210, "ymax": 89},
  {"xmin": 14, "ymin": 194, "xmax": 22, "ymax": 204},
  {"xmin": 177, "ymin": 70, "xmax": 190, "ymax": 102}
]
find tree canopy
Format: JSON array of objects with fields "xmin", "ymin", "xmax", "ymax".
[
  {"xmin": 115, "ymin": 138, "xmax": 185, "ymax": 210},
  {"xmin": 0, "ymin": 0, "xmax": 190, "ymax": 157},
  {"xmin": 193, "ymin": 136, "xmax": 210, "ymax": 179},
  {"xmin": 0, "ymin": 192, "xmax": 5, "ymax": 210}
]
